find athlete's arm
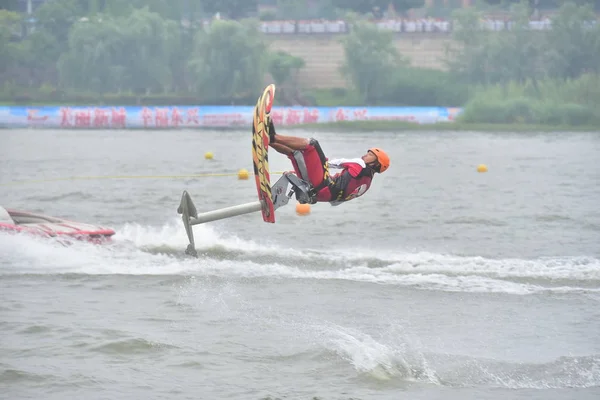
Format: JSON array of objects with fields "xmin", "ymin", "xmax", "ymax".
[{"xmin": 328, "ymin": 158, "xmax": 366, "ymax": 177}]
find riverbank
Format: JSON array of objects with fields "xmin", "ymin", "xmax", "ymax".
[
  {"xmin": 1, "ymin": 122, "xmax": 597, "ymax": 132},
  {"xmin": 1, "ymin": 105, "xmax": 597, "ymax": 132},
  {"xmin": 289, "ymin": 120, "xmax": 600, "ymax": 132}
]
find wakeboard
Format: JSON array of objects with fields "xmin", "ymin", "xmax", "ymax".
[{"xmin": 252, "ymin": 84, "xmax": 276, "ymax": 223}]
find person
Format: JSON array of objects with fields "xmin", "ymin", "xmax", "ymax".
[{"xmin": 267, "ymin": 120, "xmax": 390, "ymax": 206}]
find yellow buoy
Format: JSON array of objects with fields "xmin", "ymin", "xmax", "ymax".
[
  {"xmin": 204, "ymin": 152, "xmax": 213, "ymax": 160},
  {"xmin": 296, "ymin": 202, "xmax": 311, "ymax": 216},
  {"xmin": 238, "ymin": 168, "xmax": 249, "ymax": 180},
  {"xmin": 477, "ymin": 164, "xmax": 488, "ymax": 173}
]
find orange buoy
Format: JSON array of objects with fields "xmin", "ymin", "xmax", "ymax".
[{"xmin": 295, "ymin": 202, "xmax": 311, "ymax": 216}]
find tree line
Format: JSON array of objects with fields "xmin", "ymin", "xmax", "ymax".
[
  {"xmin": 0, "ymin": 0, "xmax": 599, "ymax": 118},
  {"xmin": 0, "ymin": 0, "xmax": 426, "ymax": 103}
]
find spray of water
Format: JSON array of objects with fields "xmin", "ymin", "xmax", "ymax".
[{"xmin": 1, "ymin": 218, "xmax": 599, "ymax": 296}]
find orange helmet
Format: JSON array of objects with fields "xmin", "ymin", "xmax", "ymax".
[{"xmin": 368, "ymin": 147, "xmax": 390, "ymax": 173}]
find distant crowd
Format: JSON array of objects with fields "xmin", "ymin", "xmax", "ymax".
[{"xmin": 255, "ymin": 17, "xmax": 579, "ymax": 34}]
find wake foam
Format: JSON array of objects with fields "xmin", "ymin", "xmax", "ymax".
[
  {"xmin": 322, "ymin": 324, "xmax": 440, "ymax": 383},
  {"xmin": 437, "ymin": 354, "xmax": 600, "ymax": 389},
  {"xmin": 1, "ymin": 218, "xmax": 599, "ymax": 295},
  {"xmin": 173, "ymin": 276, "xmax": 600, "ymax": 390},
  {"xmin": 321, "ymin": 325, "xmax": 600, "ymax": 388}
]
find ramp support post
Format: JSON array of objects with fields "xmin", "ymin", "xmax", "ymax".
[
  {"xmin": 177, "ymin": 173, "xmax": 314, "ymax": 257},
  {"xmin": 189, "ymin": 201, "xmax": 263, "ymax": 226},
  {"xmin": 177, "ymin": 191, "xmax": 264, "ymax": 257}
]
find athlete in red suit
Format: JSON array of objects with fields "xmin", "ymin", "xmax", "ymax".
[{"xmin": 267, "ymin": 120, "xmax": 390, "ymax": 205}]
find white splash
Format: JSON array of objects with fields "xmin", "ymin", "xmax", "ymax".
[{"xmin": 1, "ymin": 218, "xmax": 599, "ymax": 295}]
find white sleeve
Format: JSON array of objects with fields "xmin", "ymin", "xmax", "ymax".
[{"xmin": 327, "ymin": 158, "xmax": 366, "ymax": 170}]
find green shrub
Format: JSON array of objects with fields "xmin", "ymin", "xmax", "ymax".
[
  {"xmin": 267, "ymin": 50, "xmax": 305, "ymax": 88},
  {"xmin": 381, "ymin": 67, "xmax": 470, "ymax": 107},
  {"xmin": 459, "ymin": 98, "xmax": 600, "ymax": 126},
  {"xmin": 457, "ymin": 99, "xmax": 507, "ymax": 124},
  {"xmin": 557, "ymin": 103, "xmax": 598, "ymax": 126},
  {"xmin": 458, "ymin": 74, "xmax": 600, "ymax": 126},
  {"xmin": 532, "ymin": 101, "xmax": 564, "ymax": 126},
  {"xmin": 0, "ymin": 90, "xmax": 257, "ymax": 106},
  {"xmin": 304, "ymin": 87, "xmax": 363, "ymax": 107},
  {"xmin": 259, "ymin": 9, "xmax": 277, "ymax": 21}
]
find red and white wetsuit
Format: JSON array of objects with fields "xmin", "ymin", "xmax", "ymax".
[
  {"xmin": 325, "ymin": 158, "xmax": 374, "ymax": 205},
  {"xmin": 287, "ymin": 139, "xmax": 374, "ymax": 205}
]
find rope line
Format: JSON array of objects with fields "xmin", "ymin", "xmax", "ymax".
[{"xmin": 0, "ymin": 171, "xmax": 287, "ymax": 186}]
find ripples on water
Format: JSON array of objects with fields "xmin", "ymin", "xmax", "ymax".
[{"xmin": 1, "ymin": 129, "xmax": 600, "ymax": 399}]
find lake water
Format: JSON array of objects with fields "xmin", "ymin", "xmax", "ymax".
[{"xmin": 1, "ymin": 128, "xmax": 599, "ymax": 400}]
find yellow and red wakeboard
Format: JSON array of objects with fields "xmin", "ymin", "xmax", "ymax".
[{"xmin": 251, "ymin": 84, "xmax": 276, "ymax": 223}]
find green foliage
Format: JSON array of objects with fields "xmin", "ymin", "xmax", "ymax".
[
  {"xmin": 273, "ymin": 0, "xmax": 342, "ymax": 19},
  {"xmin": 331, "ymin": 0, "xmax": 424, "ymax": 14},
  {"xmin": 340, "ymin": 17, "xmax": 406, "ymax": 104},
  {"xmin": 200, "ymin": 0, "xmax": 259, "ymax": 19},
  {"xmin": 0, "ymin": 10, "xmax": 24, "ymax": 82},
  {"xmin": 259, "ymin": 9, "xmax": 277, "ymax": 21},
  {"xmin": 189, "ymin": 19, "xmax": 266, "ymax": 102},
  {"xmin": 33, "ymin": 0, "xmax": 83, "ymax": 47},
  {"xmin": 460, "ymin": 97, "xmax": 600, "ymax": 126},
  {"xmin": 2, "ymin": 0, "xmax": 600, "ymax": 125},
  {"xmin": 0, "ymin": 10, "xmax": 20, "ymax": 42},
  {"xmin": 447, "ymin": 1, "xmax": 600, "ymax": 85},
  {"xmin": 8, "ymin": 0, "xmax": 86, "ymax": 87},
  {"xmin": 483, "ymin": 0, "xmax": 600, "ymax": 11},
  {"xmin": 304, "ymin": 87, "xmax": 363, "ymax": 106},
  {"xmin": 0, "ymin": 0, "xmax": 20, "ymax": 12},
  {"xmin": 441, "ymin": 0, "xmax": 600, "ymax": 126},
  {"xmin": 84, "ymin": 0, "xmax": 255, "ymax": 20},
  {"xmin": 338, "ymin": 15, "xmax": 467, "ymax": 107},
  {"xmin": 381, "ymin": 67, "xmax": 470, "ymax": 106},
  {"xmin": 276, "ymin": 0, "xmax": 313, "ymax": 19},
  {"xmin": 267, "ymin": 50, "xmax": 305, "ymax": 87},
  {"xmin": 459, "ymin": 74, "xmax": 600, "ymax": 125},
  {"xmin": 57, "ymin": 7, "xmax": 180, "ymax": 94},
  {"xmin": 446, "ymin": 3, "xmax": 544, "ymax": 85},
  {"xmin": 543, "ymin": 1, "xmax": 600, "ymax": 78},
  {"xmin": 0, "ymin": 88, "xmax": 258, "ymax": 106}
]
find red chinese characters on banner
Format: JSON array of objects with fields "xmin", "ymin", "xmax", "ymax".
[
  {"xmin": 60, "ymin": 107, "xmax": 73, "ymax": 127},
  {"xmin": 93, "ymin": 108, "xmax": 109, "ymax": 127},
  {"xmin": 111, "ymin": 108, "xmax": 127, "ymax": 128},
  {"xmin": 171, "ymin": 107, "xmax": 183, "ymax": 127},
  {"xmin": 138, "ymin": 107, "xmax": 201, "ymax": 127},
  {"xmin": 59, "ymin": 107, "xmax": 127, "ymax": 128},
  {"xmin": 74, "ymin": 109, "xmax": 91, "ymax": 127},
  {"xmin": 26, "ymin": 109, "xmax": 49, "ymax": 124},
  {"xmin": 186, "ymin": 108, "xmax": 200, "ymax": 125},
  {"xmin": 302, "ymin": 108, "xmax": 319, "ymax": 124},
  {"xmin": 447, "ymin": 107, "xmax": 461, "ymax": 121},
  {"xmin": 141, "ymin": 107, "xmax": 154, "ymax": 127},
  {"xmin": 155, "ymin": 108, "xmax": 169, "ymax": 127},
  {"xmin": 247, "ymin": 107, "xmax": 321, "ymax": 126},
  {"xmin": 135, "ymin": 107, "xmax": 204, "ymax": 127},
  {"xmin": 258, "ymin": 108, "xmax": 320, "ymax": 126},
  {"xmin": 334, "ymin": 108, "xmax": 348, "ymax": 122},
  {"xmin": 270, "ymin": 109, "xmax": 284, "ymax": 126},
  {"xmin": 353, "ymin": 109, "xmax": 368, "ymax": 120},
  {"xmin": 285, "ymin": 109, "xmax": 301, "ymax": 125},
  {"xmin": 51, "ymin": 106, "xmax": 358, "ymax": 128}
]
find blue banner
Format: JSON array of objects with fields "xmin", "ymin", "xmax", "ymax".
[{"xmin": 0, "ymin": 106, "xmax": 463, "ymax": 129}]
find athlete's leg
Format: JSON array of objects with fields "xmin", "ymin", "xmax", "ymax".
[
  {"xmin": 271, "ymin": 142, "xmax": 294, "ymax": 155},
  {"xmin": 272, "ymin": 134, "xmax": 309, "ymax": 150},
  {"xmin": 268, "ymin": 119, "xmax": 309, "ymax": 150}
]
